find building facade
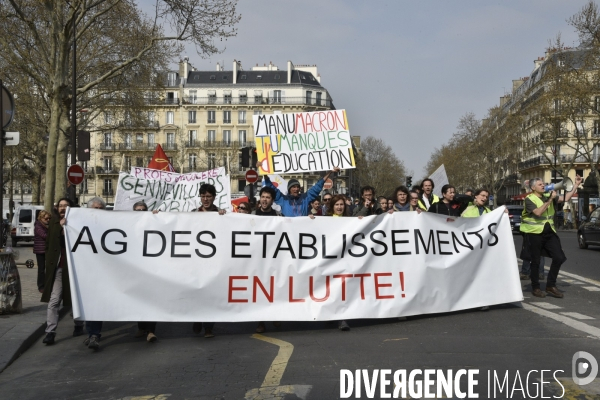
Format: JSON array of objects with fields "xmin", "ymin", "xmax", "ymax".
[{"xmin": 80, "ymin": 59, "xmax": 358, "ymax": 205}]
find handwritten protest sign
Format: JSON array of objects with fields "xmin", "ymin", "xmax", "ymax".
[
  {"xmin": 253, "ymin": 110, "xmax": 355, "ymax": 175},
  {"xmin": 113, "ymin": 167, "xmax": 231, "ymax": 212}
]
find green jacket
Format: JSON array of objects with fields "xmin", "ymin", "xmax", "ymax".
[
  {"xmin": 40, "ymin": 214, "xmax": 72, "ymax": 307},
  {"xmin": 461, "ymin": 204, "xmax": 491, "ymax": 218}
]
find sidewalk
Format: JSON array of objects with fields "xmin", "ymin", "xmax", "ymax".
[{"xmin": 0, "ymin": 246, "xmax": 66, "ymax": 372}]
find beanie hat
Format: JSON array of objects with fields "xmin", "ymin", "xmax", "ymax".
[{"xmin": 288, "ymin": 179, "xmax": 301, "ymax": 191}]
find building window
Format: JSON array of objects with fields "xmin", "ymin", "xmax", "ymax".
[
  {"xmin": 136, "ymin": 157, "xmax": 143, "ymax": 166},
  {"xmin": 188, "ymin": 130, "xmax": 197, "ymax": 146},
  {"xmin": 166, "ymin": 92, "xmax": 175, "ymax": 104},
  {"xmin": 238, "ymin": 110, "xmax": 246, "ymax": 123},
  {"xmin": 554, "ymin": 99, "xmax": 561, "ymax": 112},
  {"xmin": 104, "ymin": 157, "xmax": 113, "ymax": 172},
  {"xmin": 208, "ymin": 130, "xmax": 216, "ymax": 143},
  {"xmin": 166, "ymin": 132, "xmax": 175, "ymax": 148},
  {"xmin": 575, "ymin": 120, "xmax": 585, "ymax": 135},
  {"xmin": 188, "ymin": 90, "xmax": 197, "ymax": 104},
  {"xmin": 189, "ymin": 153, "xmax": 197, "ymax": 169},
  {"xmin": 166, "ymin": 111, "xmax": 174, "ymax": 124},
  {"xmin": 224, "ymin": 93, "xmax": 232, "ymax": 104},
  {"xmin": 306, "ymin": 91, "xmax": 312, "ymax": 105},
  {"xmin": 103, "ymin": 179, "xmax": 113, "ymax": 195},
  {"xmin": 223, "ymin": 130, "xmax": 231, "ymax": 145},
  {"xmin": 223, "ymin": 111, "xmax": 231, "ymax": 123},
  {"xmin": 103, "ymin": 132, "xmax": 112, "ymax": 147},
  {"xmin": 253, "ymin": 110, "xmax": 262, "ymax": 116},
  {"xmin": 208, "ymin": 93, "xmax": 216, "ymax": 104},
  {"xmin": 208, "ymin": 110, "xmax": 215, "ymax": 123},
  {"xmin": 125, "ymin": 133, "xmax": 132, "ymax": 149},
  {"xmin": 124, "ymin": 156, "xmax": 132, "ymax": 171},
  {"xmin": 594, "ymin": 120, "xmax": 600, "ymax": 136},
  {"xmin": 167, "ymin": 72, "xmax": 176, "ymax": 86},
  {"xmin": 240, "ymin": 93, "xmax": 247, "ymax": 104},
  {"xmin": 188, "ymin": 111, "xmax": 197, "ymax": 124},
  {"xmin": 316, "ymin": 92, "xmax": 322, "ymax": 106},
  {"xmin": 238, "ymin": 130, "xmax": 247, "ymax": 145},
  {"xmin": 147, "ymin": 133, "xmax": 155, "ymax": 147},
  {"xmin": 273, "ymin": 90, "xmax": 281, "ymax": 104},
  {"xmin": 208, "ymin": 153, "xmax": 216, "ymax": 169},
  {"xmin": 136, "ymin": 133, "xmax": 143, "ymax": 144},
  {"xmin": 238, "ymin": 179, "xmax": 245, "ymax": 191},
  {"xmin": 104, "ymin": 112, "xmax": 112, "ymax": 125}
]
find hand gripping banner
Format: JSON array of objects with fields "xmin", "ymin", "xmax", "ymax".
[{"xmin": 65, "ymin": 207, "xmax": 522, "ymax": 322}]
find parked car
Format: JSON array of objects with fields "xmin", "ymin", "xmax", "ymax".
[
  {"xmin": 505, "ymin": 205, "xmax": 523, "ymax": 233},
  {"xmin": 578, "ymin": 208, "xmax": 600, "ymax": 249},
  {"xmin": 10, "ymin": 205, "xmax": 45, "ymax": 246}
]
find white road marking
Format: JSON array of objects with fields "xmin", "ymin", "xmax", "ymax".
[
  {"xmin": 584, "ymin": 286, "xmax": 600, "ymax": 292},
  {"xmin": 560, "ymin": 312, "xmax": 595, "ymax": 320},
  {"xmin": 562, "ymin": 279, "xmax": 585, "ymax": 285},
  {"xmin": 558, "ymin": 270, "xmax": 600, "ymax": 288},
  {"xmin": 531, "ymin": 302, "xmax": 563, "ymax": 310},
  {"xmin": 522, "ymin": 303, "xmax": 600, "ymax": 339}
]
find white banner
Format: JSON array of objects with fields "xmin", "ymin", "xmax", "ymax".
[
  {"xmin": 430, "ymin": 164, "xmax": 449, "ymax": 198},
  {"xmin": 113, "ymin": 167, "xmax": 231, "ymax": 212},
  {"xmin": 65, "ymin": 207, "xmax": 522, "ymax": 322}
]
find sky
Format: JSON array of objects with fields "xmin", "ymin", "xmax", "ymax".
[{"xmin": 159, "ymin": 0, "xmax": 590, "ymax": 179}]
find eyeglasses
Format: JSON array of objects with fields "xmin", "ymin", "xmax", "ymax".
[{"xmin": 238, "ymin": 207, "xmax": 247, "ymax": 210}]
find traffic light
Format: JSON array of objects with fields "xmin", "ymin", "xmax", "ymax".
[
  {"xmin": 241, "ymin": 147, "xmax": 250, "ymax": 167},
  {"xmin": 406, "ymin": 176, "xmax": 412, "ymax": 188},
  {"xmin": 251, "ymin": 148, "xmax": 257, "ymax": 167}
]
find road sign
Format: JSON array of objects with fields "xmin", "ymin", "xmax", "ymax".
[
  {"xmin": 1, "ymin": 85, "xmax": 14, "ymax": 129},
  {"xmin": 4, "ymin": 132, "xmax": 19, "ymax": 146},
  {"xmin": 323, "ymin": 179, "xmax": 333, "ymax": 190},
  {"xmin": 67, "ymin": 164, "xmax": 85, "ymax": 185},
  {"xmin": 246, "ymin": 170, "xmax": 259, "ymax": 183}
]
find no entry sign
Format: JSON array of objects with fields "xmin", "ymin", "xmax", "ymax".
[
  {"xmin": 323, "ymin": 179, "xmax": 333, "ymax": 190},
  {"xmin": 67, "ymin": 164, "xmax": 85, "ymax": 185},
  {"xmin": 245, "ymin": 170, "xmax": 259, "ymax": 183}
]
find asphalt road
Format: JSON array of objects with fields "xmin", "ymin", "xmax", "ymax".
[{"xmin": 1, "ymin": 234, "xmax": 600, "ymax": 399}]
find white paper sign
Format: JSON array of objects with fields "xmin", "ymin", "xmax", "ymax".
[
  {"xmin": 113, "ymin": 167, "xmax": 231, "ymax": 212},
  {"xmin": 65, "ymin": 207, "xmax": 522, "ymax": 322},
  {"xmin": 430, "ymin": 164, "xmax": 449, "ymax": 198}
]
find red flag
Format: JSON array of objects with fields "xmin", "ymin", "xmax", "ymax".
[
  {"xmin": 231, "ymin": 196, "xmax": 249, "ymax": 212},
  {"xmin": 147, "ymin": 144, "xmax": 175, "ymax": 172}
]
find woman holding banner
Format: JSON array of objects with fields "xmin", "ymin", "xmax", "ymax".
[{"xmin": 310, "ymin": 194, "xmax": 351, "ymax": 330}]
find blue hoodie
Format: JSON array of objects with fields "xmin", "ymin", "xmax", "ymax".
[{"xmin": 263, "ymin": 176, "xmax": 325, "ymax": 217}]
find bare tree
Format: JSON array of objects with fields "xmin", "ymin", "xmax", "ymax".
[
  {"xmin": 0, "ymin": 0, "xmax": 241, "ymax": 208},
  {"xmin": 356, "ymin": 137, "xmax": 406, "ymax": 197}
]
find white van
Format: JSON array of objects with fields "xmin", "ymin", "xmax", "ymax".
[{"xmin": 11, "ymin": 205, "xmax": 45, "ymax": 246}]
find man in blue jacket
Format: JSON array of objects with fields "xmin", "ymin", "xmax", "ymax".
[{"xmin": 262, "ymin": 166, "xmax": 340, "ymax": 217}]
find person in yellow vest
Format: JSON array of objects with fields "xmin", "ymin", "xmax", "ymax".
[
  {"xmin": 417, "ymin": 178, "xmax": 440, "ymax": 211},
  {"xmin": 520, "ymin": 175, "xmax": 582, "ymax": 298},
  {"xmin": 461, "ymin": 189, "xmax": 491, "ymax": 217}
]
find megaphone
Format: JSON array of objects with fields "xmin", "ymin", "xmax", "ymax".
[{"xmin": 544, "ymin": 177, "xmax": 573, "ymax": 192}]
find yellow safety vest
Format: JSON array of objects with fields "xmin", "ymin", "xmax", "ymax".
[
  {"xmin": 418, "ymin": 194, "xmax": 440, "ymax": 211},
  {"xmin": 520, "ymin": 193, "xmax": 555, "ymax": 234},
  {"xmin": 461, "ymin": 205, "xmax": 490, "ymax": 218}
]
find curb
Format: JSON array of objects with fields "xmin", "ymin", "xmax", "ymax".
[{"xmin": 0, "ymin": 305, "xmax": 70, "ymax": 373}]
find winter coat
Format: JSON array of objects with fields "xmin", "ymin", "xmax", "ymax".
[
  {"xmin": 33, "ymin": 220, "xmax": 48, "ymax": 254},
  {"xmin": 41, "ymin": 214, "xmax": 72, "ymax": 307},
  {"xmin": 263, "ymin": 176, "xmax": 325, "ymax": 217}
]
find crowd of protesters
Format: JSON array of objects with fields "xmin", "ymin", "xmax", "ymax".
[{"xmin": 37, "ymin": 167, "xmax": 558, "ymax": 350}]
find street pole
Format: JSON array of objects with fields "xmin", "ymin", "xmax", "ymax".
[
  {"xmin": 68, "ymin": 11, "xmax": 77, "ymax": 204},
  {"xmin": 0, "ymin": 79, "xmax": 4, "ymax": 231}
]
